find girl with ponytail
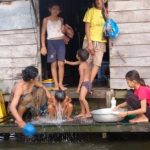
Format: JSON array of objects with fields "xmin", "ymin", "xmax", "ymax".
[{"xmin": 114, "ymin": 70, "xmax": 150, "ymax": 123}]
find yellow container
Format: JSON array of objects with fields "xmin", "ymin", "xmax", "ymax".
[
  {"xmin": 42, "ymin": 79, "xmax": 54, "ymax": 91},
  {"xmin": 0, "ymin": 91, "xmax": 7, "ymax": 122}
]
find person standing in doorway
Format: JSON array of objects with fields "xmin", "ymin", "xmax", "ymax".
[
  {"xmin": 40, "ymin": 2, "xmax": 66, "ymax": 91},
  {"xmin": 83, "ymin": 0, "xmax": 107, "ymax": 85}
]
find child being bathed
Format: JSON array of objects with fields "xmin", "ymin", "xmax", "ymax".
[
  {"xmin": 48, "ymin": 90, "xmax": 73, "ymax": 121},
  {"xmin": 114, "ymin": 70, "xmax": 150, "ymax": 123},
  {"xmin": 65, "ymin": 49, "xmax": 91, "ymax": 118}
]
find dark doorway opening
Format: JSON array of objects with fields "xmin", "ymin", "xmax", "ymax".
[{"xmin": 39, "ymin": 0, "xmax": 109, "ymax": 87}]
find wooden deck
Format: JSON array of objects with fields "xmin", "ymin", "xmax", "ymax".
[
  {"xmin": 0, "ymin": 119, "xmax": 150, "ymax": 134},
  {"xmin": 51, "ymin": 87, "xmax": 109, "ymax": 99}
]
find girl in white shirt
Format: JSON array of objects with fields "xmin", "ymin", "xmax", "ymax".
[{"xmin": 41, "ymin": 3, "xmax": 67, "ymax": 91}]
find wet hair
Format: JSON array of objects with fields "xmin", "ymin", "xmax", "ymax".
[
  {"xmin": 55, "ymin": 90, "xmax": 66, "ymax": 103},
  {"xmin": 22, "ymin": 66, "xmax": 38, "ymax": 82},
  {"xmin": 77, "ymin": 49, "xmax": 89, "ymax": 62},
  {"xmin": 125, "ymin": 70, "xmax": 146, "ymax": 86}
]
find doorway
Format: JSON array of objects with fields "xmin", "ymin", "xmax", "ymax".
[{"xmin": 39, "ymin": 0, "xmax": 109, "ymax": 87}]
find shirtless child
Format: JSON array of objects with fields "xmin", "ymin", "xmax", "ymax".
[
  {"xmin": 65, "ymin": 49, "xmax": 91, "ymax": 118},
  {"xmin": 48, "ymin": 90, "xmax": 73, "ymax": 121}
]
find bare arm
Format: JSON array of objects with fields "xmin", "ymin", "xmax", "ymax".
[
  {"xmin": 128, "ymin": 100, "xmax": 147, "ymax": 115},
  {"xmin": 40, "ymin": 18, "xmax": 47, "ymax": 55},
  {"xmin": 9, "ymin": 87, "xmax": 25, "ymax": 128},
  {"xmin": 33, "ymin": 81, "xmax": 52, "ymax": 99},
  {"xmin": 85, "ymin": 23, "xmax": 94, "ymax": 54},
  {"xmin": 65, "ymin": 60, "xmax": 80, "ymax": 66},
  {"xmin": 116, "ymin": 102, "xmax": 127, "ymax": 108}
]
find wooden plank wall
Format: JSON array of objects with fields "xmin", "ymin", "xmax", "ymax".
[
  {"xmin": 109, "ymin": 0, "xmax": 150, "ymax": 89},
  {"xmin": 0, "ymin": 0, "xmax": 39, "ymax": 93}
]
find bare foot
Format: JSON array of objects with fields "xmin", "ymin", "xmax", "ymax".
[
  {"xmin": 75, "ymin": 113, "xmax": 85, "ymax": 118},
  {"xmin": 82, "ymin": 113, "xmax": 92, "ymax": 119},
  {"xmin": 59, "ymin": 84, "xmax": 67, "ymax": 91},
  {"xmin": 67, "ymin": 117, "xmax": 74, "ymax": 121},
  {"xmin": 129, "ymin": 115, "xmax": 148, "ymax": 123},
  {"xmin": 53, "ymin": 87, "xmax": 59, "ymax": 91}
]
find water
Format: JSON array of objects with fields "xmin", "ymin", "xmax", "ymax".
[
  {"xmin": 0, "ymin": 137, "xmax": 150, "ymax": 150},
  {"xmin": 32, "ymin": 103, "xmax": 66, "ymax": 125}
]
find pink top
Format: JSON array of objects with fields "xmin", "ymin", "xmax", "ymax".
[{"xmin": 134, "ymin": 86, "xmax": 150, "ymax": 105}]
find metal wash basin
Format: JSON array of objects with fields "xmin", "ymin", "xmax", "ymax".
[{"xmin": 91, "ymin": 108, "xmax": 126, "ymax": 123}]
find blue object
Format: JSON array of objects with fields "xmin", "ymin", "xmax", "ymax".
[
  {"xmin": 104, "ymin": 18, "xmax": 119, "ymax": 39},
  {"xmin": 22, "ymin": 123, "xmax": 36, "ymax": 137}
]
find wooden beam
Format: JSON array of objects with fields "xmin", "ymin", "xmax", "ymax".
[
  {"xmin": 0, "ymin": 45, "xmax": 37, "ymax": 58},
  {"xmin": 110, "ymin": 45, "xmax": 150, "ymax": 58},
  {"xmin": 110, "ymin": 67, "xmax": 150, "ymax": 79},
  {"xmin": 1, "ymin": 122, "xmax": 150, "ymax": 133},
  {"xmin": 112, "ymin": 33, "xmax": 150, "ymax": 46},
  {"xmin": 109, "ymin": 10, "xmax": 150, "ymax": 23},
  {"xmin": 109, "ymin": 0, "xmax": 150, "ymax": 12}
]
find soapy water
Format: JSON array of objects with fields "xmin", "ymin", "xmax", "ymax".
[{"xmin": 31, "ymin": 103, "xmax": 66, "ymax": 125}]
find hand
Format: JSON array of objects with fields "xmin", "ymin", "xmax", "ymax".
[
  {"xmin": 87, "ymin": 42, "xmax": 95, "ymax": 55},
  {"xmin": 15, "ymin": 120, "xmax": 26, "ymax": 128},
  {"xmin": 76, "ymin": 88, "xmax": 80, "ymax": 93},
  {"xmin": 40, "ymin": 47, "xmax": 47, "ymax": 55},
  {"xmin": 47, "ymin": 92, "xmax": 52, "ymax": 99},
  {"xmin": 118, "ymin": 111, "xmax": 128, "ymax": 118},
  {"xmin": 113, "ymin": 105, "xmax": 120, "ymax": 111}
]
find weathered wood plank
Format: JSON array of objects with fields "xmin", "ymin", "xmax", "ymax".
[
  {"xmin": 112, "ymin": 33, "xmax": 150, "ymax": 46},
  {"xmin": 0, "ymin": 68, "xmax": 24, "ymax": 80},
  {"xmin": 0, "ymin": 33, "xmax": 37, "ymax": 46},
  {"xmin": 110, "ymin": 57, "xmax": 150, "ymax": 67},
  {"xmin": 0, "ymin": 0, "xmax": 35, "ymax": 30},
  {"xmin": 110, "ymin": 67, "xmax": 150, "ymax": 79},
  {"xmin": 109, "ymin": 10, "xmax": 150, "ymax": 23},
  {"xmin": 0, "ymin": 45, "xmax": 37, "ymax": 58},
  {"xmin": 118, "ymin": 22, "xmax": 150, "ymax": 34},
  {"xmin": 0, "ymin": 80, "xmax": 13, "ymax": 94},
  {"xmin": 0, "ymin": 28, "xmax": 36, "ymax": 35},
  {"xmin": 1, "ymin": 122, "xmax": 150, "ymax": 133},
  {"xmin": 110, "ymin": 79, "xmax": 150, "ymax": 89},
  {"xmin": 109, "ymin": 0, "xmax": 150, "ymax": 12},
  {"xmin": 110, "ymin": 45, "xmax": 150, "ymax": 58},
  {"xmin": 0, "ymin": 58, "xmax": 37, "ymax": 68},
  {"xmin": 65, "ymin": 87, "xmax": 108, "ymax": 99}
]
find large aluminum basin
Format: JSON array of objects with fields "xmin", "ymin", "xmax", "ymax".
[{"xmin": 91, "ymin": 108, "xmax": 126, "ymax": 123}]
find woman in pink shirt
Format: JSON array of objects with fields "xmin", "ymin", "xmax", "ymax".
[{"xmin": 115, "ymin": 70, "xmax": 150, "ymax": 123}]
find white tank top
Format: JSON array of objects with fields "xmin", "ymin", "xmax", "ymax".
[{"xmin": 47, "ymin": 19, "xmax": 64, "ymax": 39}]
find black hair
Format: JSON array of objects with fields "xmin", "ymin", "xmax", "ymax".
[
  {"xmin": 125, "ymin": 70, "xmax": 146, "ymax": 86},
  {"xmin": 55, "ymin": 90, "xmax": 66, "ymax": 103},
  {"xmin": 22, "ymin": 66, "xmax": 38, "ymax": 82},
  {"xmin": 77, "ymin": 49, "xmax": 89, "ymax": 62},
  {"xmin": 48, "ymin": 1, "xmax": 61, "ymax": 10},
  {"xmin": 93, "ymin": 0, "xmax": 103, "ymax": 8}
]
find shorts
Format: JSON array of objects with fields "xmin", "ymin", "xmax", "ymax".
[
  {"xmin": 82, "ymin": 81, "xmax": 92, "ymax": 93},
  {"xmin": 47, "ymin": 39, "xmax": 66, "ymax": 63},
  {"xmin": 82, "ymin": 39, "xmax": 106, "ymax": 67}
]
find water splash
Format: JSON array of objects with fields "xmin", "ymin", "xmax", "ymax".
[{"xmin": 31, "ymin": 103, "xmax": 66, "ymax": 125}]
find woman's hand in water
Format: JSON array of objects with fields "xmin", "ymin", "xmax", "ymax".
[
  {"xmin": 40, "ymin": 47, "xmax": 47, "ymax": 56},
  {"xmin": 113, "ymin": 105, "xmax": 120, "ymax": 111},
  {"xmin": 118, "ymin": 111, "xmax": 128, "ymax": 118}
]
